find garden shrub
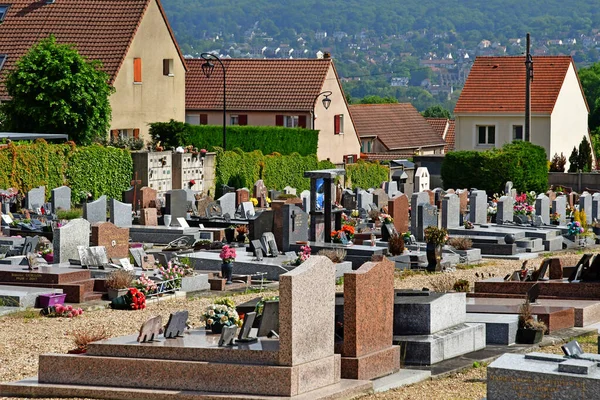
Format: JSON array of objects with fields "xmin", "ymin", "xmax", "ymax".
[{"xmin": 345, "ymin": 160, "xmax": 389, "ymax": 189}]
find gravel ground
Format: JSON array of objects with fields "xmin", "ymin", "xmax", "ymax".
[{"xmin": 0, "ymin": 249, "xmax": 595, "ymax": 400}]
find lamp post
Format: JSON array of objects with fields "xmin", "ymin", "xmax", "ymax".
[
  {"xmin": 524, "ymin": 33, "xmax": 534, "ymax": 142},
  {"xmin": 200, "ymin": 53, "xmax": 227, "ymax": 151},
  {"xmin": 311, "ymin": 91, "xmax": 333, "ymax": 129}
]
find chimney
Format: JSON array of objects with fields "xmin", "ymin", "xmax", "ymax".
[{"xmin": 323, "ymin": 51, "xmax": 331, "ymax": 59}]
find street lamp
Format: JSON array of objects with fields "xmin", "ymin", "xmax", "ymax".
[
  {"xmin": 200, "ymin": 53, "xmax": 227, "ymax": 151},
  {"xmin": 311, "ymin": 91, "xmax": 333, "ymax": 129}
]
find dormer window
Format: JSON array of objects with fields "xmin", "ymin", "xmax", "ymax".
[{"xmin": 0, "ymin": 5, "xmax": 9, "ymax": 23}]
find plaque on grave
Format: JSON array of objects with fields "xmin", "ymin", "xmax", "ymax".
[
  {"xmin": 254, "ymin": 248, "xmax": 263, "ymax": 261},
  {"xmin": 526, "ymin": 283, "xmax": 540, "ymax": 303},
  {"xmin": 206, "ymin": 202, "xmax": 222, "ymax": 218},
  {"xmin": 339, "ymin": 231, "xmax": 349, "ymax": 245},
  {"xmin": 119, "ymin": 258, "xmax": 134, "ymax": 271},
  {"xmin": 562, "ymin": 340, "xmax": 583, "ymax": 357},
  {"xmin": 236, "ymin": 312, "xmax": 258, "ymax": 344},
  {"xmin": 251, "ymin": 239, "xmax": 267, "ymax": 256},
  {"xmin": 0, "ymin": 245, "xmax": 10, "ymax": 259},
  {"xmin": 268, "ymin": 240, "xmax": 279, "ymax": 256},
  {"xmin": 164, "ymin": 311, "xmax": 189, "ymax": 339},
  {"xmin": 21, "ymin": 236, "xmax": 39, "ymax": 255},
  {"xmin": 257, "ymin": 300, "xmax": 279, "ymax": 337},
  {"xmin": 130, "ymin": 247, "xmax": 145, "ymax": 268},
  {"xmin": 137, "ymin": 315, "xmax": 163, "ymax": 343},
  {"xmin": 218, "ymin": 324, "xmax": 237, "ymax": 347},
  {"xmin": 1, "ymin": 214, "xmax": 13, "ymax": 225},
  {"xmin": 77, "ymin": 246, "xmax": 109, "ymax": 269}
]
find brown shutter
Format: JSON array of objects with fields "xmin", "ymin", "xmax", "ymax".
[
  {"xmin": 110, "ymin": 130, "xmax": 118, "ymax": 140},
  {"xmin": 343, "ymin": 155, "xmax": 348, "ymax": 164},
  {"xmin": 163, "ymin": 59, "xmax": 170, "ymax": 76},
  {"xmin": 239, "ymin": 114, "xmax": 248, "ymax": 126},
  {"xmin": 133, "ymin": 128, "xmax": 140, "ymax": 139},
  {"xmin": 199, "ymin": 114, "xmax": 208, "ymax": 125},
  {"xmin": 298, "ymin": 115, "xmax": 307, "ymax": 128},
  {"xmin": 134, "ymin": 58, "xmax": 142, "ymax": 82},
  {"xmin": 275, "ymin": 115, "xmax": 284, "ymax": 126},
  {"xmin": 334, "ymin": 115, "xmax": 341, "ymax": 134}
]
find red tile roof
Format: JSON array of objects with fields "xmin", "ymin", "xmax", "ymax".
[
  {"xmin": 445, "ymin": 120, "xmax": 455, "ymax": 153},
  {"xmin": 186, "ymin": 58, "xmax": 333, "ymax": 111},
  {"xmin": 361, "ymin": 152, "xmax": 415, "ymax": 161},
  {"xmin": 425, "ymin": 117, "xmax": 456, "ymax": 153},
  {"xmin": 349, "ymin": 103, "xmax": 446, "ymax": 151},
  {"xmin": 455, "ymin": 56, "xmax": 585, "ymax": 114},
  {"xmin": 426, "ymin": 118, "xmax": 449, "ymax": 138},
  {"xmin": 0, "ymin": 0, "xmax": 185, "ymax": 100}
]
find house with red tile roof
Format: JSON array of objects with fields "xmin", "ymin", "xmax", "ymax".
[
  {"xmin": 0, "ymin": 0, "xmax": 186, "ymax": 140},
  {"xmin": 426, "ymin": 118, "xmax": 456, "ymax": 153},
  {"xmin": 454, "ymin": 56, "xmax": 590, "ymax": 167},
  {"xmin": 348, "ymin": 103, "xmax": 446, "ymax": 162},
  {"xmin": 185, "ymin": 57, "xmax": 360, "ymax": 164}
]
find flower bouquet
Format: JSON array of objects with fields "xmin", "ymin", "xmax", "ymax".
[
  {"xmin": 41, "ymin": 304, "xmax": 84, "ymax": 318},
  {"xmin": 567, "ymin": 220, "xmax": 584, "ymax": 236},
  {"xmin": 201, "ymin": 302, "xmax": 241, "ymax": 333},
  {"xmin": 133, "ymin": 273, "xmax": 158, "ymax": 295},
  {"xmin": 292, "ymin": 245, "xmax": 311, "ymax": 266},
  {"xmin": 550, "ymin": 212, "xmax": 561, "ymax": 225},
  {"xmin": 380, "ymin": 213, "xmax": 394, "ymax": 224},
  {"xmin": 424, "ymin": 226, "xmax": 448, "ymax": 246},
  {"xmin": 220, "ymin": 245, "xmax": 236, "ymax": 264},
  {"xmin": 110, "ymin": 287, "xmax": 146, "ymax": 310},
  {"xmin": 514, "ymin": 193, "xmax": 534, "ymax": 215}
]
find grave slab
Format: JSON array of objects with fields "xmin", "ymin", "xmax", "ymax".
[{"xmin": 465, "ymin": 313, "xmax": 518, "ymax": 345}]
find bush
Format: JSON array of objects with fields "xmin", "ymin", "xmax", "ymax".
[
  {"xmin": 388, "ymin": 234, "xmax": 405, "ymax": 256},
  {"xmin": 448, "ymin": 237, "xmax": 473, "ymax": 250},
  {"xmin": 453, "ymin": 279, "xmax": 470, "ymax": 292},
  {"xmin": 441, "ymin": 141, "xmax": 548, "ymax": 194},
  {"xmin": 549, "ymin": 153, "xmax": 566, "ymax": 172},
  {"xmin": 317, "ymin": 248, "xmax": 347, "ymax": 263},
  {"xmin": 346, "ymin": 160, "xmax": 389, "ymax": 189}
]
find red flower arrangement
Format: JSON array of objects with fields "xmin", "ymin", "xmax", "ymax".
[
  {"xmin": 128, "ymin": 288, "xmax": 146, "ymax": 310},
  {"xmin": 341, "ymin": 224, "xmax": 355, "ymax": 239},
  {"xmin": 189, "ymin": 179, "xmax": 196, "ymax": 186}
]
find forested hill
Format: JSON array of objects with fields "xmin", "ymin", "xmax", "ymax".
[{"xmin": 162, "ymin": 0, "xmax": 599, "ymax": 46}]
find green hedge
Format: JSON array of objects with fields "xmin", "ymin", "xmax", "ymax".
[
  {"xmin": 149, "ymin": 120, "xmax": 319, "ymax": 156},
  {"xmin": 0, "ymin": 140, "xmax": 132, "ymax": 203},
  {"xmin": 346, "ymin": 160, "xmax": 389, "ymax": 189},
  {"xmin": 216, "ymin": 148, "xmax": 335, "ymax": 192},
  {"xmin": 441, "ymin": 141, "xmax": 548, "ymax": 194}
]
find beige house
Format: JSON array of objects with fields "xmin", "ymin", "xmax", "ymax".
[
  {"xmin": 454, "ymin": 56, "xmax": 590, "ymax": 167},
  {"xmin": 185, "ymin": 57, "xmax": 361, "ymax": 164},
  {"xmin": 0, "ymin": 0, "xmax": 186, "ymax": 141}
]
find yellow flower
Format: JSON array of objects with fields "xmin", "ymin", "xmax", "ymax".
[
  {"xmin": 207, "ymin": 318, "xmax": 213, "ymax": 325},
  {"xmin": 220, "ymin": 315, "xmax": 229, "ymax": 323},
  {"xmin": 250, "ymin": 197, "xmax": 258, "ymax": 206}
]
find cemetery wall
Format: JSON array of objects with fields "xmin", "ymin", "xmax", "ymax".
[
  {"xmin": 345, "ymin": 160, "xmax": 389, "ymax": 189},
  {"xmin": 549, "ymin": 172, "xmax": 600, "ymax": 193}
]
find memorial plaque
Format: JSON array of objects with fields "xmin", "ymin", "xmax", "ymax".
[
  {"xmin": 237, "ymin": 312, "xmax": 258, "ymax": 343},
  {"xmin": 137, "ymin": 315, "xmax": 163, "ymax": 343},
  {"xmin": 164, "ymin": 311, "xmax": 189, "ymax": 339},
  {"xmin": 257, "ymin": 301, "xmax": 279, "ymax": 337},
  {"xmin": 526, "ymin": 283, "xmax": 540, "ymax": 303},
  {"xmin": 119, "ymin": 258, "xmax": 134, "ymax": 271},
  {"xmin": 21, "ymin": 236, "xmax": 39, "ymax": 256},
  {"xmin": 77, "ymin": 246, "xmax": 109, "ymax": 269},
  {"xmin": 0, "ymin": 245, "xmax": 10, "ymax": 259},
  {"xmin": 251, "ymin": 239, "xmax": 267, "ymax": 256},
  {"xmin": 218, "ymin": 324, "xmax": 237, "ymax": 347},
  {"xmin": 130, "ymin": 247, "xmax": 146, "ymax": 268},
  {"xmin": 561, "ymin": 340, "xmax": 583, "ymax": 357}
]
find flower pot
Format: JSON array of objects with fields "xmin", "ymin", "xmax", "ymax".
[
  {"xmin": 516, "ymin": 328, "xmax": 544, "ymax": 344},
  {"xmin": 211, "ymin": 322, "xmax": 224, "ymax": 334},
  {"xmin": 237, "ymin": 233, "xmax": 246, "ymax": 243},
  {"xmin": 110, "ymin": 294, "xmax": 132, "ymax": 310},
  {"xmin": 381, "ymin": 223, "xmax": 391, "ymax": 242},
  {"xmin": 163, "ymin": 214, "xmax": 172, "ymax": 227},
  {"xmin": 221, "ymin": 262, "xmax": 233, "ymax": 284},
  {"xmin": 593, "ymin": 227, "xmax": 600, "ymax": 235},
  {"xmin": 225, "ymin": 228, "xmax": 235, "ymax": 243},
  {"xmin": 107, "ymin": 288, "xmax": 129, "ymax": 301},
  {"xmin": 42, "ymin": 253, "xmax": 54, "ymax": 263},
  {"xmin": 426, "ymin": 243, "xmax": 442, "ymax": 272},
  {"xmin": 38, "ymin": 293, "xmax": 66, "ymax": 308}
]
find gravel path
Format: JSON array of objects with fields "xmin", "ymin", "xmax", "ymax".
[{"xmin": 0, "ymin": 249, "xmax": 595, "ymax": 400}]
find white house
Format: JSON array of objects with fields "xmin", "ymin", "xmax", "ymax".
[{"xmin": 454, "ymin": 56, "xmax": 591, "ymax": 168}]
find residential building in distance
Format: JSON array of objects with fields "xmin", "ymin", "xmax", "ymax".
[{"xmin": 426, "ymin": 118, "xmax": 456, "ymax": 153}]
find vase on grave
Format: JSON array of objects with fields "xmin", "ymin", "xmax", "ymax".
[
  {"xmin": 163, "ymin": 214, "xmax": 172, "ymax": 227},
  {"xmin": 381, "ymin": 223, "xmax": 391, "ymax": 242},
  {"xmin": 221, "ymin": 262, "xmax": 233, "ymax": 284},
  {"xmin": 211, "ymin": 322, "xmax": 225, "ymax": 334},
  {"xmin": 426, "ymin": 243, "xmax": 442, "ymax": 272},
  {"xmin": 225, "ymin": 227, "xmax": 235, "ymax": 243},
  {"xmin": 237, "ymin": 233, "xmax": 246, "ymax": 243}
]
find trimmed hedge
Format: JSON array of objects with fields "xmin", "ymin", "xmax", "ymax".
[
  {"xmin": 216, "ymin": 148, "xmax": 335, "ymax": 192},
  {"xmin": 149, "ymin": 120, "xmax": 319, "ymax": 156},
  {"xmin": 346, "ymin": 160, "xmax": 389, "ymax": 189},
  {"xmin": 0, "ymin": 140, "xmax": 132, "ymax": 203},
  {"xmin": 441, "ymin": 141, "xmax": 548, "ymax": 194}
]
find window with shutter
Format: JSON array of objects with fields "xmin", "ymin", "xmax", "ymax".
[
  {"xmin": 239, "ymin": 115, "xmax": 248, "ymax": 126},
  {"xmin": 133, "ymin": 129, "xmax": 140, "ymax": 139},
  {"xmin": 133, "ymin": 58, "xmax": 142, "ymax": 83},
  {"xmin": 200, "ymin": 114, "xmax": 208, "ymax": 125},
  {"xmin": 334, "ymin": 115, "xmax": 341, "ymax": 134},
  {"xmin": 275, "ymin": 115, "xmax": 284, "ymax": 126},
  {"xmin": 111, "ymin": 130, "xmax": 118, "ymax": 140},
  {"xmin": 299, "ymin": 115, "xmax": 307, "ymax": 128}
]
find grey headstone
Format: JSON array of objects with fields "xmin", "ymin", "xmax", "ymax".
[
  {"xmin": 269, "ymin": 189, "xmax": 281, "ymax": 202},
  {"xmin": 51, "ymin": 186, "xmax": 71, "ymax": 212},
  {"xmin": 165, "ymin": 190, "xmax": 187, "ymax": 220},
  {"xmin": 257, "ymin": 300, "xmax": 279, "ymax": 337},
  {"xmin": 535, "ymin": 194, "xmax": 550, "ymax": 225},
  {"xmin": 357, "ymin": 190, "xmax": 373, "ymax": 210},
  {"xmin": 372, "ymin": 188, "xmax": 389, "ymax": 210},
  {"xmin": 416, "ymin": 203, "xmax": 438, "ymax": 241},
  {"xmin": 593, "ymin": 193, "xmax": 600, "ymax": 222},
  {"xmin": 261, "ymin": 232, "xmax": 278, "ymax": 256},
  {"xmin": 552, "ymin": 195, "xmax": 567, "ymax": 225},
  {"xmin": 411, "ymin": 192, "xmax": 430, "ymax": 236},
  {"xmin": 441, "ymin": 193, "xmax": 459, "ymax": 229},
  {"xmin": 83, "ymin": 195, "xmax": 107, "ymax": 224},
  {"xmin": 469, "ymin": 190, "xmax": 487, "ymax": 224},
  {"xmin": 26, "ymin": 186, "xmax": 45, "ymax": 211},
  {"xmin": 251, "ymin": 239, "xmax": 267, "ymax": 256},
  {"xmin": 218, "ymin": 325, "xmax": 237, "ymax": 347},
  {"xmin": 164, "ymin": 311, "xmax": 189, "ymax": 339},
  {"xmin": 205, "ymin": 202, "xmax": 222, "ymax": 218},
  {"xmin": 53, "ymin": 218, "xmax": 90, "ymax": 264},
  {"xmin": 300, "ymin": 190, "xmax": 311, "ymax": 213},
  {"xmin": 282, "ymin": 204, "xmax": 308, "ymax": 252},
  {"xmin": 241, "ymin": 201, "xmax": 256, "ymax": 218},
  {"xmin": 580, "ymin": 193, "xmax": 593, "ymax": 224},
  {"xmin": 109, "ymin": 199, "xmax": 132, "ymax": 228},
  {"xmin": 238, "ymin": 311, "xmax": 257, "ymax": 341},
  {"xmin": 217, "ymin": 192, "xmax": 236, "ymax": 219},
  {"xmin": 497, "ymin": 196, "xmax": 514, "ymax": 225},
  {"xmin": 562, "ymin": 340, "xmax": 583, "ymax": 357},
  {"xmin": 77, "ymin": 246, "xmax": 109, "ymax": 268},
  {"xmin": 283, "ymin": 186, "xmax": 297, "ymax": 196},
  {"xmin": 129, "ymin": 247, "xmax": 146, "ymax": 268},
  {"xmin": 137, "ymin": 315, "xmax": 162, "ymax": 343},
  {"xmin": 384, "ymin": 181, "xmax": 399, "ymax": 197}
]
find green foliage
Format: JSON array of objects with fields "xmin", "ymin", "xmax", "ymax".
[
  {"xmin": 568, "ymin": 147, "xmax": 579, "ymax": 172},
  {"xmin": 149, "ymin": 120, "xmax": 319, "ymax": 156},
  {"xmin": 549, "ymin": 153, "xmax": 566, "ymax": 172},
  {"xmin": 56, "ymin": 208, "xmax": 83, "ymax": 220},
  {"xmin": 1, "ymin": 36, "xmax": 114, "ymax": 145},
  {"xmin": 579, "ymin": 63, "xmax": 600, "ymax": 131},
  {"xmin": 357, "ymin": 95, "xmax": 398, "ymax": 104},
  {"xmin": 568, "ymin": 137, "xmax": 593, "ymax": 172},
  {"xmin": 422, "ymin": 105, "xmax": 451, "ymax": 119},
  {"xmin": 215, "ymin": 148, "xmax": 335, "ymax": 192},
  {"xmin": 345, "ymin": 160, "xmax": 389, "ymax": 189},
  {"xmin": 441, "ymin": 141, "xmax": 548, "ymax": 194}
]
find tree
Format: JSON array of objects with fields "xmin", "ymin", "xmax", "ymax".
[
  {"xmin": 422, "ymin": 105, "xmax": 451, "ymax": 118},
  {"xmin": 578, "ymin": 62, "xmax": 600, "ymax": 131},
  {"xmin": 1, "ymin": 35, "xmax": 114, "ymax": 145},
  {"xmin": 578, "ymin": 136, "xmax": 593, "ymax": 172},
  {"xmin": 358, "ymin": 95, "xmax": 398, "ymax": 104},
  {"xmin": 568, "ymin": 146, "xmax": 580, "ymax": 172}
]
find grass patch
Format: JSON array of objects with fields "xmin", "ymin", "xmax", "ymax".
[
  {"xmin": 0, "ymin": 297, "xmax": 19, "ymax": 307},
  {"xmin": 7, "ymin": 308, "xmax": 41, "ymax": 321},
  {"xmin": 397, "ymin": 269, "xmax": 427, "ymax": 280},
  {"xmin": 456, "ymin": 264, "xmax": 477, "ymax": 270},
  {"xmin": 56, "ymin": 208, "xmax": 83, "ymax": 220},
  {"xmin": 336, "ymin": 276, "xmax": 344, "ymax": 286}
]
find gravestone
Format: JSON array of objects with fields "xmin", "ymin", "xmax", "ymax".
[
  {"xmin": 21, "ymin": 236, "xmax": 39, "ymax": 255},
  {"xmin": 580, "ymin": 193, "xmax": 593, "ymax": 224},
  {"xmin": 457, "ymin": 189, "xmax": 469, "ymax": 214},
  {"xmin": 552, "ymin": 195, "xmax": 567, "ymax": 225},
  {"xmin": 91, "ymin": 222, "xmax": 130, "ymax": 259},
  {"xmin": 561, "ymin": 340, "xmax": 583, "ymax": 357},
  {"xmin": 283, "ymin": 186, "xmax": 297, "ymax": 196},
  {"xmin": 164, "ymin": 311, "xmax": 188, "ymax": 339},
  {"xmin": 269, "ymin": 190, "xmax": 281, "ymax": 203},
  {"xmin": 129, "ymin": 247, "xmax": 146, "ymax": 268},
  {"xmin": 83, "ymin": 195, "xmax": 107, "ymax": 224},
  {"xmin": 257, "ymin": 301, "xmax": 279, "ymax": 337},
  {"xmin": 53, "ymin": 218, "xmax": 90, "ymax": 264},
  {"xmin": 217, "ymin": 192, "xmax": 236, "ymax": 219},
  {"xmin": 497, "ymin": 196, "xmax": 514, "ymax": 225},
  {"xmin": 372, "ymin": 188, "xmax": 389, "ymax": 210},
  {"xmin": 109, "ymin": 199, "xmax": 132, "ymax": 228},
  {"xmin": 77, "ymin": 246, "xmax": 109, "ymax": 268},
  {"xmin": 140, "ymin": 208, "xmax": 158, "ymax": 226},
  {"xmin": 51, "ymin": 186, "xmax": 71, "ymax": 212},
  {"xmin": 253, "ymin": 180, "xmax": 268, "ymax": 208},
  {"xmin": 388, "ymin": 193, "xmax": 409, "ymax": 233},
  {"xmin": 282, "ymin": 204, "xmax": 309, "ymax": 252},
  {"xmin": 535, "ymin": 194, "xmax": 550, "ymax": 225},
  {"xmin": 441, "ymin": 193, "xmax": 460, "ymax": 229},
  {"xmin": 164, "ymin": 190, "xmax": 187, "ymax": 220},
  {"xmin": 546, "ymin": 189, "xmax": 556, "ymax": 203},
  {"xmin": 26, "ymin": 186, "xmax": 45, "ymax": 211},
  {"xmin": 469, "ymin": 190, "xmax": 487, "ymax": 224},
  {"xmin": 139, "ymin": 187, "xmax": 158, "ymax": 209},
  {"xmin": 384, "ymin": 181, "xmax": 399, "ymax": 197},
  {"xmin": 236, "ymin": 188, "xmax": 250, "ymax": 207},
  {"xmin": 414, "ymin": 167, "xmax": 430, "ymax": 192},
  {"xmin": 251, "ymin": 239, "xmax": 267, "ymax": 257},
  {"xmin": 241, "ymin": 201, "xmax": 255, "ymax": 218},
  {"xmin": 237, "ymin": 312, "xmax": 257, "ymax": 343},
  {"xmin": 261, "ymin": 232, "xmax": 279, "ymax": 256},
  {"xmin": 248, "ymin": 209, "xmax": 273, "ymax": 241},
  {"xmin": 137, "ymin": 316, "xmax": 163, "ymax": 343},
  {"xmin": 300, "ymin": 190, "xmax": 311, "ymax": 213},
  {"xmin": 205, "ymin": 202, "xmax": 222, "ymax": 218},
  {"xmin": 569, "ymin": 192, "xmax": 579, "ymax": 208},
  {"xmin": 593, "ymin": 193, "xmax": 600, "ymax": 222},
  {"xmin": 176, "ymin": 217, "xmax": 189, "ymax": 228},
  {"xmin": 416, "ymin": 203, "xmax": 438, "ymax": 241},
  {"xmin": 218, "ymin": 325, "xmax": 238, "ymax": 347},
  {"xmin": 342, "ymin": 190, "xmax": 356, "ymax": 210},
  {"xmin": 411, "ymin": 192, "xmax": 430, "ymax": 236},
  {"xmin": 357, "ymin": 190, "xmax": 373, "ymax": 210},
  {"xmin": 505, "ymin": 181, "xmax": 513, "ymax": 195}
]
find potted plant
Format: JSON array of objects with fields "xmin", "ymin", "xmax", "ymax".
[
  {"xmin": 550, "ymin": 212, "xmax": 561, "ymax": 226},
  {"xmin": 225, "ymin": 225, "xmax": 236, "ymax": 243},
  {"xmin": 236, "ymin": 225, "xmax": 248, "ymax": 243},
  {"xmin": 105, "ymin": 270, "xmax": 134, "ymax": 300},
  {"xmin": 516, "ymin": 299, "xmax": 547, "ymax": 344},
  {"xmin": 201, "ymin": 300, "xmax": 241, "ymax": 334},
  {"xmin": 388, "ymin": 234, "xmax": 405, "ymax": 256},
  {"xmin": 424, "ymin": 226, "xmax": 448, "ymax": 272},
  {"xmin": 219, "ymin": 245, "xmax": 236, "ymax": 284}
]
